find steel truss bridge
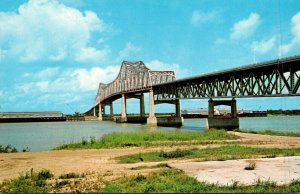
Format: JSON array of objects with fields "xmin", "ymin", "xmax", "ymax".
[
  {"xmin": 89, "ymin": 55, "xmax": 300, "ymax": 127},
  {"xmin": 154, "ymin": 55, "xmax": 300, "ymax": 100}
]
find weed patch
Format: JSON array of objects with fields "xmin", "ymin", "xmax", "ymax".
[
  {"xmin": 0, "ymin": 169, "xmax": 53, "ymax": 193},
  {"xmin": 117, "ymin": 145, "xmax": 300, "ymax": 163},
  {"xmin": 104, "ymin": 169, "xmax": 300, "ymax": 193}
]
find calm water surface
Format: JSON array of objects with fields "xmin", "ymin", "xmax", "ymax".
[{"xmin": 0, "ymin": 115, "xmax": 299, "ymax": 151}]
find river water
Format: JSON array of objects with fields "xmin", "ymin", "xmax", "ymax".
[{"xmin": 0, "ymin": 116, "xmax": 299, "ymax": 151}]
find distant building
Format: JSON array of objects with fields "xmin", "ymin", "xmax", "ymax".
[
  {"xmin": 181, "ymin": 108, "xmax": 220, "ymax": 115},
  {"xmin": 181, "ymin": 108, "xmax": 252, "ymax": 116},
  {"xmin": 0, "ymin": 112, "xmax": 64, "ymax": 118},
  {"xmin": 0, "ymin": 112, "xmax": 66, "ymax": 123}
]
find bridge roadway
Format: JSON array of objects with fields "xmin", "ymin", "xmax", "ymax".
[{"xmin": 87, "ymin": 55, "xmax": 300, "ymax": 129}]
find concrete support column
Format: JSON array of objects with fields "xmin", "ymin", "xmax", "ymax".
[
  {"xmin": 93, "ymin": 107, "xmax": 96, "ymax": 117},
  {"xmin": 206, "ymin": 98, "xmax": 239, "ymax": 130},
  {"xmin": 121, "ymin": 93, "xmax": 127, "ymax": 122},
  {"xmin": 140, "ymin": 94, "xmax": 145, "ymax": 117},
  {"xmin": 110, "ymin": 102, "xmax": 114, "ymax": 118},
  {"xmin": 147, "ymin": 89, "xmax": 157, "ymax": 126},
  {"xmin": 231, "ymin": 98, "xmax": 237, "ymax": 118},
  {"xmin": 98, "ymin": 103, "xmax": 103, "ymax": 121},
  {"xmin": 208, "ymin": 98, "xmax": 214, "ymax": 118},
  {"xmin": 175, "ymin": 99, "xmax": 181, "ymax": 117}
]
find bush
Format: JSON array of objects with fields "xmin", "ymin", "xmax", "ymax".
[
  {"xmin": 0, "ymin": 144, "xmax": 18, "ymax": 153},
  {"xmin": 81, "ymin": 137, "xmax": 88, "ymax": 145},
  {"xmin": 90, "ymin": 136, "xmax": 96, "ymax": 144},
  {"xmin": 22, "ymin": 147, "xmax": 31, "ymax": 152},
  {"xmin": 244, "ymin": 160, "xmax": 256, "ymax": 170},
  {"xmin": 159, "ymin": 149, "xmax": 192, "ymax": 159}
]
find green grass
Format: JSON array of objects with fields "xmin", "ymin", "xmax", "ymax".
[
  {"xmin": 104, "ymin": 168, "xmax": 300, "ymax": 193},
  {"xmin": 116, "ymin": 145, "xmax": 300, "ymax": 163},
  {"xmin": 234, "ymin": 129, "xmax": 300, "ymax": 137},
  {"xmin": 54, "ymin": 130, "xmax": 237, "ymax": 150},
  {"xmin": 2, "ymin": 168, "xmax": 300, "ymax": 193},
  {"xmin": 0, "ymin": 169, "xmax": 53, "ymax": 193},
  {"xmin": 130, "ymin": 163, "xmax": 171, "ymax": 170}
]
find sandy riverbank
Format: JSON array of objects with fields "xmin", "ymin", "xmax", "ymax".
[{"xmin": 1, "ymin": 132, "xmax": 300, "ymax": 185}]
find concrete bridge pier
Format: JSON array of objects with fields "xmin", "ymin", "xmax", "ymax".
[
  {"xmin": 147, "ymin": 90, "xmax": 157, "ymax": 126},
  {"xmin": 98, "ymin": 103, "xmax": 103, "ymax": 121},
  {"xmin": 119, "ymin": 93, "xmax": 127, "ymax": 123},
  {"xmin": 206, "ymin": 98, "xmax": 239, "ymax": 130},
  {"xmin": 155, "ymin": 99, "xmax": 184, "ymax": 127},
  {"xmin": 110, "ymin": 103, "xmax": 114, "ymax": 119},
  {"xmin": 103, "ymin": 102, "xmax": 114, "ymax": 121},
  {"xmin": 147, "ymin": 89, "xmax": 183, "ymax": 127},
  {"xmin": 140, "ymin": 94, "xmax": 145, "ymax": 117}
]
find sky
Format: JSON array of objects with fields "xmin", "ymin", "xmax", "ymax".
[{"xmin": 0, "ymin": 0, "xmax": 299, "ymax": 114}]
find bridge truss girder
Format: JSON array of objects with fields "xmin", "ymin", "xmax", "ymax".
[
  {"xmin": 154, "ymin": 56, "xmax": 300, "ymax": 100},
  {"xmin": 94, "ymin": 61, "xmax": 175, "ymax": 106}
]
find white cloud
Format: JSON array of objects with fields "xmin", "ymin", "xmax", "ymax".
[
  {"xmin": 117, "ymin": 42, "xmax": 141, "ymax": 61},
  {"xmin": 36, "ymin": 81, "xmax": 49, "ymax": 92},
  {"xmin": 22, "ymin": 67, "xmax": 60, "ymax": 79},
  {"xmin": 18, "ymin": 66, "xmax": 119, "ymax": 94},
  {"xmin": 72, "ymin": 66, "xmax": 119, "ymax": 90},
  {"xmin": 191, "ymin": 10, "xmax": 218, "ymax": 26},
  {"xmin": 16, "ymin": 83, "xmax": 35, "ymax": 94},
  {"xmin": 251, "ymin": 36, "xmax": 276, "ymax": 54},
  {"xmin": 0, "ymin": 0, "xmax": 107, "ymax": 63},
  {"xmin": 75, "ymin": 47, "xmax": 110, "ymax": 63},
  {"xmin": 230, "ymin": 13, "xmax": 261, "ymax": 40},
  {"xmin": 49, "ymin": 50, "xmax": 66, "ymax": 61},
  {"xmin": 282, "ymin": 12, "xmax": 300, "ymax": 54},
  {"xmin": 215, "ymin": 38, "xmax": 227, "ymax": 45},
  {"xmin": 146, "ymin": 60, "xmax": 189, "ymax": 79},
  {"xmin": 36, "ymin": 67, "xmax": 60, "ymax": 79},
  {"xmin": 0, "ymin": 89, "xmax": 4, "ymax": 97}
]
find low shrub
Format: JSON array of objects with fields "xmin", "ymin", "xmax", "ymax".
[
  {"xmin": 159, "ymin": 149, "xmax": 193, "ymax": 159},
  {"xmin": 244, "ymin": 160, "xmax": 256, "ymax": 170},
  {"xmin": 59, "ymin": 172, "xmax": 85, "ymax": 179},
  {"xmin": 0, "ymin": 144, "xmax": 18, "ymax": 153}
]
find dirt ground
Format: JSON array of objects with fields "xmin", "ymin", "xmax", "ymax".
[
  {"xmin": 1, "ymin": 132, "xmax": 300, "ymax": 186},
  {"xmin": 170, "ymin": 156, "xmax": 300, "ymax": 185}
]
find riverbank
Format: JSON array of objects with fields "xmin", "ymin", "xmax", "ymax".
[{"xmin": 1, "ymin": 131, "xmax": 300, "ymax": 192}]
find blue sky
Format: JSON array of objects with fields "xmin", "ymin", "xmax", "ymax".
[{"xmin": 0, "ymin": 0, "xmax": 299, "ymax": 114}]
